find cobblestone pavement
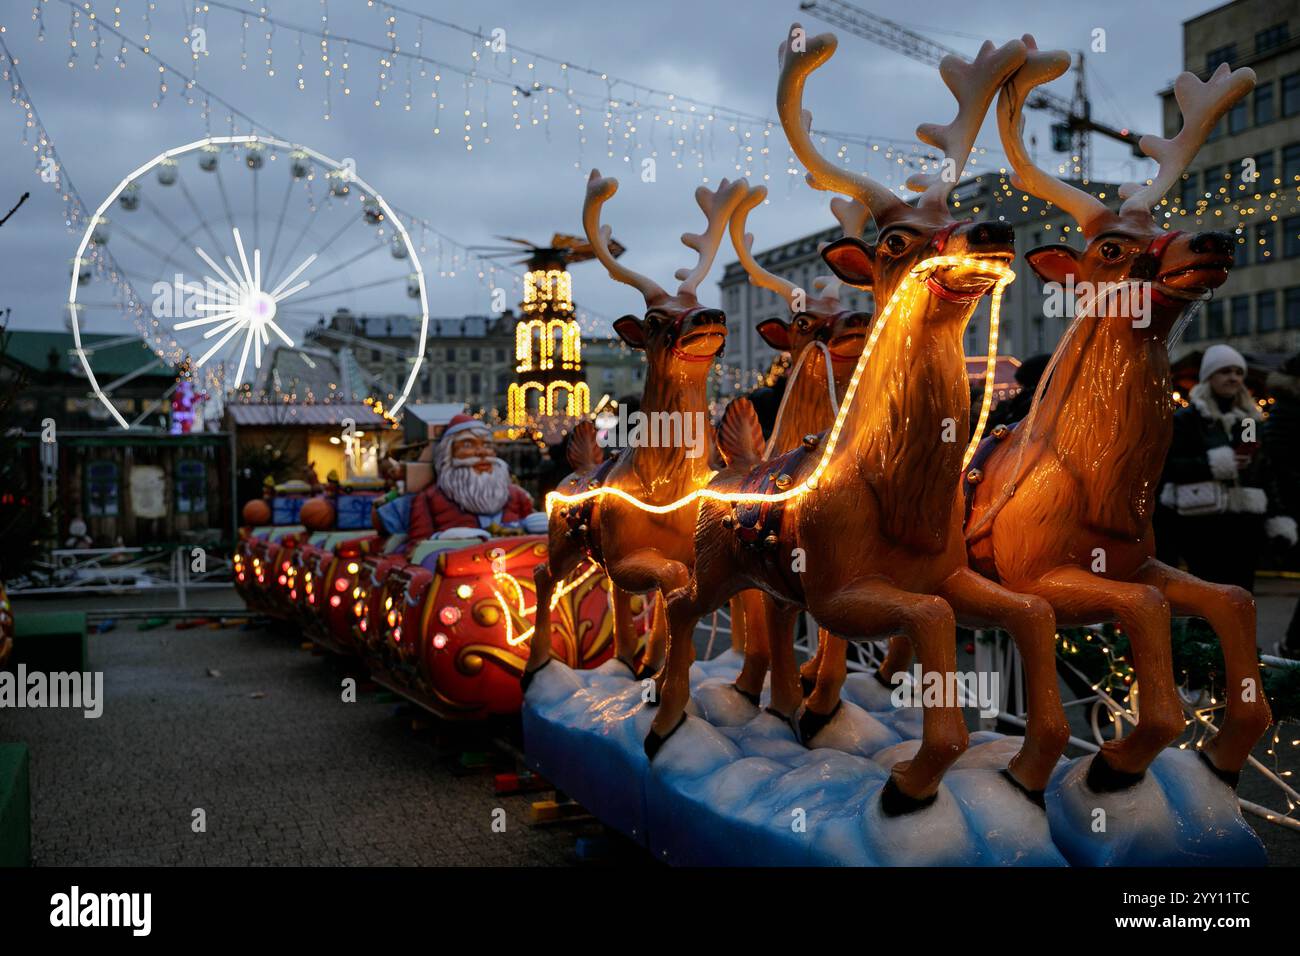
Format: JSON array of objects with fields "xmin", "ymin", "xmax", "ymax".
[{"xmin": 4, "ymin": 616, "xmax": 617, "ymax": 866}]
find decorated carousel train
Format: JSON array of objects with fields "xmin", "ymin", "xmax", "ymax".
[{"xmin": 234, "ymin": 435, "xmax": 638, "ymax": 720}]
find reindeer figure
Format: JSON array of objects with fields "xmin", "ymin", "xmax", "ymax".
[
  {"xmin": 725, "ymin": 183, "xmax": 871, "ymax": 706},
  {"xmin": 655, "ymin": 27, "xmax": 1069, "ymax": 812},
  {"xmin": 522, "ymin": 171, "xmax": 748, "ymax": 687},
  {"xmin": 965, "ymin": 39, "xmax": 1267, "ymax": 791}
]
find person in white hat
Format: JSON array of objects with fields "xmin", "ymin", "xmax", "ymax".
[
  {"xmin": 1159, "ymin": 344, "xmax": 1296, "ymax": 592},
  {"xmin": 407, "ymin": 413, "xmax": 546, "ymax": 541}
]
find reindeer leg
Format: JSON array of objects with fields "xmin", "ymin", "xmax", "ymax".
[
  {"xmin": 810, "ymin": 580, "xmax": 968, "ymax": 809},
  {"xmin": 876, "ymin": 636, "xmax": 913, "ymax": 686},
  {"xmin": 1027, "ymin": 566, "xmax": 1184, "ymax": 787},
  {"xmin": 1134, "ymin": 559, "xmax": 1272, "ymax": 784},
  {"xmin": 523, "ymin": 544, "xmax": 585, "ymax": 685},
  {"xmin": 639, "ymin": 592, "xmax": 668, "ymax": 680},
  {"xmin": 608, "ymin": 585, "xmax": 638, "ymax": 677},
  {"xmin": 765, "ymin": 599, "xmax": 803, "ymax": 721},
  {"xmin": 728, "ymin": 594, "xmax": 747, "ymax": 655},
  {"xmin": 733, "ymin": 589, "xmax": 772, "ymax": 706},
  {"xmin": 800, "ymin": 628, "xmax": 847, "ymax": 743},
  {"xmin": 799, "ymin": 624, "xmax": 826, "ymax": 697},
  {"xmin": 936, "ymin": 567, "xmax": 1068, "ymax": 796}
]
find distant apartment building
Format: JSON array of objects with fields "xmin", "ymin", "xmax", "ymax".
[
  {"xmin": 1163, "ymin": 0, "xmax": 1300, "ymax": 360},
  {"xmin": 717, "ymin": 173, "xmax": 1121, "ymax": 390},
  {"xmin": 580, "ymin": 336, "xmax": 646, "ymax": 405}
]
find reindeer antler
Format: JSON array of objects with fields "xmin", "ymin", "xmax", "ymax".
[
  {"xmin": 674, "ymin": 177, "xmax": 749, "ymax": 297},
  {"xmin": 582, "ymin": 169, "xmax": 669, "ymax": 305},
  {"xmin": 1119, "ymin": 61, "xmax": 1255, "ymax": 217},
  {"xmin": 778, "ymin": 23, "xmax": 904, "ymax": 222},
  {"xmin": 907, "ymin": 38, "xmax": 1026, "ymax": 211},
  {"xmin": 996, "ymin": 36, "xmax": 1110, "ymax": 233},
  {"xmin": 728, "ymin": 182, "xmax": 799, "ymax": 309}
]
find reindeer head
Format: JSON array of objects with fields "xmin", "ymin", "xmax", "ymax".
[
  {"xmin": 583, "ymin": 170, "xmax": 748, "ymax": 370},
  {"xmin": 999, "ymin": 36, "xmax": 1254, "ymax": 338},
  {"xmin": 778, "ymin": 25, "xmax": 1024, "ymax": 320},
  {"xmin": 729, "ymin": 182, "xmax": 872, "ymax": 369}
]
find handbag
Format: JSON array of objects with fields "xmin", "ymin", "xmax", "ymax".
[{"xmin": 1172, "ymin": 480, "xmax": 1228, "ymax": 516}]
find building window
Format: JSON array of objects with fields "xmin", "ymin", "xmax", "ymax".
[
  {"xmin": 495, "ymin": 348, "xmax": 506, "ymax": 363},
  {"xmin": 495, "ymin": 372, "xmax": 509, "ymax": 394},
  {"xmin": 1286, "ymin": 144, "xmax": 1300, "ymax": 185},
  {"xmin": 1285, "ymin": 216, "xmax": 1300, "ymax": 257},
  {"xmin": 1206, "ymin": 299, "xmax": 1225, "ymax": 337},
  {"xmin": 86, "ymin": 461, "xmax": 120, "ymax": 518},
  {"xmin": 1233, "ymin": 232, "xmax": 1249, "ymax": 268},
  {"xmin": 1228, "ymin": 99, "xmax": 1248, "ymax": 135},
  {"xmin": 1256, "ymin": 83, "xmax": 1275, "ymax": 125},
  {"xmin": 1203, "ymin": 164, "xmax": 1223, "ymax": 201},
  {"xmin": 175, "ymin": 460, "xmax": 207, "ymax": 514},
  {"xmin": 1231, "ymin": 295, "xmax": 1251, "ymax": 335},
  {"xmin": 1184, "ymin": 311, "xmax": 1201, "ymax": 342},
  {"xmin": 1256, "ymin": 221, "xmax": 1275, "ymax": 263},
  {"xmin": 1256, "ymin": 149, "xmax": 1275, "ymax": 189},
  {"xmin": 1258, "ymin": 291, "xmax": 1278, "ymax": 332},
  {"xmin": 469, "ymin": 372, "xmax": 481, "ymax": 394},
  {"xmin": 470, "ymin": 348, "xmax": 481, "ymax": 363},
  {"xmin": 445, "ymin": 371, "xmax": 456, "ymax": 394},
  {"xmin": 1284, "ymin": 74, "xmax": 1300, "ymax": 117},
  {"xmin": 1257, "ymin": 24, "xmax": 1288, "ymax": 54},
  {"xmin": 445, "ymin": 347, "xmax": 455, "ymax": 362},
  {"xmin": 1179, "ymin": 172, "xmax": 1199, "ymax": 209},
  {"xmin": 1206, "ymin": 44, "xmax": 1236, "ymax": 72},
  {"xmin": 1287, "ymin": 288, "xmax": 1300, "ymax": 329},
  {"xmin": 370, "ymin": 349, "xmax": 380, "ymax": 362}
]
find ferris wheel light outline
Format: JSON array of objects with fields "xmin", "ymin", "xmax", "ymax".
[{"xmin": 68, "ymin": 134, "xmax": 430, "ymax": 429}]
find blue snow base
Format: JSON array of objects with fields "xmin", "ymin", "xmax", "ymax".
[{"xmin": 522, "ymin": 649, "xmax": 1266, "ymax": 867}]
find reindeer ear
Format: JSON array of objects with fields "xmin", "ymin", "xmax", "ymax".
[
  {"xmin": 756, "ymin": 318, "xmax": 792, "ymax": 351},
  {"xmin": 612, "ymin": 314, "xmax": 648, "ymax": 349},
  {"xmin": 821, "ymin": 237, "xmax": 876, "ymax": 288},
  {"xmin": 1025, "ymin": 244, "xmax": 1083, "ymax": 285}
]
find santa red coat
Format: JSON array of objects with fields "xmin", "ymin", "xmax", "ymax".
[{"xmin": 407, "ymin": 483, "xmax": 534, "ymax": 541}]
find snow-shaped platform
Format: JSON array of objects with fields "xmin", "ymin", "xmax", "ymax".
[{"xmin": 521, "ymin": 655, "xmax": 1265, "ymax": 866}]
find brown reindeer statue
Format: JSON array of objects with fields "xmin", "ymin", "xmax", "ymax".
[
  {"xmin": 522, "ymin": 171, "xmax": 749, "ymax": 689},
  {"xmin": 964, "ymin": 38, "xmax": 1267, "ymax": 792},
  {"xmin": 724, "ymin": 183, "xmax": 872, "ymax": 707},
  {"xmin": 652, "ymin": 26, "xmax": 1070, "ymax": 814}
]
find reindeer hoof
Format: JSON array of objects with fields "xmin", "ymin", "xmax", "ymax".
[
  {"xmin": 519, "ymin": 658, "xmax": 550, "ymax": 694},
  {"xmin": 1198, "ymin": 750, "xmax": 1242, "ymax": 791},
  {"xmin": 797, "ymin": 701, "xmax": 841, "ymax": 746},
  {"xmin": 998, "ymin": 768, "xmax": 1046, "ymax": 809},
  {"xmin": 615, "ymin": 656, "xmax": 638, "ymax": 678},
  {"xmin": 644, "ymin": 714, "xmax": 686, "ymax": 761},
  {"xmin": 799, "ymin": 673, "xmax": 816, "ymax": 697},
  {"xmin": 1084, "ymin": 753, "xmax": 1146, "ymax": 793},
  {"xmin": 879, "ymin": 775, "xmax": 938, "ymax": 817},
  {"xmin": 730, "ymin": 683, "xmax": 761, "ymax": 708},
  {"xmin": 635, "ymin": 662, "xmax": 659, "ymax": 682}
]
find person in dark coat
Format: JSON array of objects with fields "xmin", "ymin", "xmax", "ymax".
[
  {"xmin": 986, "ymin": 353, "xmax": 1050, "ymax": 430},
  {"xmin": 1263, "ymin": 352, "xmax": 1300, "ymax": 655},
  {"xmin": 1158, "ymin": 344, "xmax": 1297, "ymax": 593}
]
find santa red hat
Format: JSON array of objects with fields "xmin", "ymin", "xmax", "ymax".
[{"xmin": 440, "ymin": 413, "xmax": 489, "ymax": 443}]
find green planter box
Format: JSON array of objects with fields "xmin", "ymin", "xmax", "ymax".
[
  {"xmin": 0, "ymin": 744, "xmax": 30, "ymax": 867},
  {"xmin": 10, "ymin": 612, "xmax": 87, "ymax": 673}
]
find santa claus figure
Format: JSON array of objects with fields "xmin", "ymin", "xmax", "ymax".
[{"xmin": 407, "ymin": 414, "xmax": 544, "ymax": 541}]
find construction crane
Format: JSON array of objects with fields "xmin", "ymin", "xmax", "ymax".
[{"xmin": 799, "ymin": 0, "xmax": 1145, "ymax": 180}]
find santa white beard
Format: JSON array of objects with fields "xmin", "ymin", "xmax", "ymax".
[{"xmin": 438, "ymin": 457, "xmax": 511, "ymax": 515}]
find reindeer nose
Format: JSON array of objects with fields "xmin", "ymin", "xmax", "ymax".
[
  {"xmin": 967, "ymin": 221, "xmax": 1015, "ymax": 249},
  {"xmin": 691, "ymin": 308, "xmax": 726, "ymax": 327},
  {"xmin": 1189, "ymin": 230, "xmax": 1232, "ymax": 256}
]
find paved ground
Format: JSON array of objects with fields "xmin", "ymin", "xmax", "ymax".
[{"xmin": 4, "ymin": 606, "xmax": 638, "ymax": 866}]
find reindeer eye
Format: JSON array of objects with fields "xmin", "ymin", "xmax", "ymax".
[
  {"xmin": 884, "ymin": 234, "xmax": 908, "ymax": 255},
  {"xmin": 1099, "ymin": 241, "xmax": 1124, "ymax": 262},
  {"xmin": 795, "ymin": 316, "xmax": 810, "ymax": 330}
]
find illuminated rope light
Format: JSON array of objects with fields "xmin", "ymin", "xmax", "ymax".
[{"xmin": 545, "ymin": 254, "xmax": 1013, "ymax": 517}]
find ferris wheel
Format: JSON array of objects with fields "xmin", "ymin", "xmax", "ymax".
[{"xmin": 67, "ymin": 134, "xmax": 430, "ymax": 429}]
